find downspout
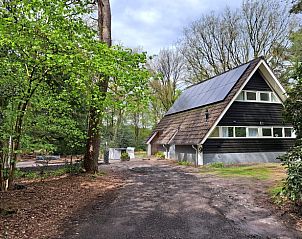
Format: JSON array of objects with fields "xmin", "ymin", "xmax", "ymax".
[
  {"xmin": 163, "ymin": 144, "xmax": 168, "ymax": 159},
  {"xmin": 192, "ymin": 145, "xmax": 198, "ymax": 167}
]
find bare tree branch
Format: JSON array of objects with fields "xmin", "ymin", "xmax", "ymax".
[{"xmin": 181, "ymin": 0, "xmax": 295, "ymax": 84}]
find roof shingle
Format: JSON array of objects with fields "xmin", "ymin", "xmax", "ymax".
[{"xmin": 148, "ymin": 58, "xmax": 262, "ymax": 145}]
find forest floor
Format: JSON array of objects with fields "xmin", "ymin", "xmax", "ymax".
[
  {"xmin": 0, "ymin": 171, "xmax": 126, "ymax": 239},
  {"xmin": 1, "ymin": 159, "xmax": 301, "ymax": 239}
]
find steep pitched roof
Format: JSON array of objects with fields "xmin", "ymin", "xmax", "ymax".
[
  {"xmin": 149, "ymin": 58, "xmax": 264, "ymax": 145},
  {"xmin": 166, "ymin": 61, "xmax": 250, "ymax": 115}
]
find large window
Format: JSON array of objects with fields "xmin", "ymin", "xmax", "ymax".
[
  {"xmin": 209, "ymin": 126, "xmax": 295, "ymax": 138},
  {"xmin": 235, "ymin": 90, "xmax": 281, "ymax": 103}
]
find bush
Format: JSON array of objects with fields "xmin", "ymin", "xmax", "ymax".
[
  {"xmin": 121, "ymin": 152, "xmax": 130, "ymax": 161},
  {"xmin": 155, "ymin": 151, "xmax": 165, "ymax": 160},
  {"xmin": 279, "ymin": 145, "xmax": 302, "ymax": 205},
  {"xmin": 63, "ymin": 162, "xmax": 83, "ymax": 174}
]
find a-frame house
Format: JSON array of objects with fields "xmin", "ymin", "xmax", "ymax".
[{"xmin": 146, "ymin": 57, "xmax": 296, "ymax": 165}]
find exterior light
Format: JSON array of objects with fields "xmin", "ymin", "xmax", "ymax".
[{"xmin": 205, "ymin": 110, "xmax": 209, "ymax": 122}]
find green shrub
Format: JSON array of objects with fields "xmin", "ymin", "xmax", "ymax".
[
  {"xmin": 155, "ymin": 151, "xmax": 165, "ymax": 160},
  {"xmin": 63, "ymin": 162, "xmax": 83, "ymax": 174},
  {"xmin": 15, "ymin": 169, "xmax": 40, "ymax": 179},
  {"xmin": 279, "ymin": 145, "xmax": 302, "ymax": 204},
  {"xmin": 209, "ymin": 162, "xmax": 225, "ymax": 168},
  {"xmin": 121, "ymin": 152, "xmax": 130, "ymax": 161},
  {"xmin": 177, "ymin": 161, "xmax": 192, "ymax": 166}
]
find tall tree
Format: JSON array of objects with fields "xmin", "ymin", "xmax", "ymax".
[
  {"xmin": 148, "ymin": 48, "xmax": 185, "ymax": 118},
  {"xmin": 83, "ymin": 0, "xmax": 112, "ymax": 173},
  {"xmin": 278, "ymin": 1, "xmax": 302, "ymax": 204},
  {"xmin": 181, "ymin": 0, "xmax": 295, "ymax": 84},
  {"xmin": 0, "ymin": 0, "xmax": 99, "ymax": 190}
]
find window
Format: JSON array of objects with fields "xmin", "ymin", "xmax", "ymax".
[
  {"xmin": 262, "ymin": 128, "xmax": 272, "ymax": 137},
  {"xmin": 236, "ymin": 92, "xmax": 245, "ymax": 101},
  {"xmin": 235, "ymin": 90, "xmax": 281, "ymax": 103},
  {"xmin": 235, "ymin": 127, "xmax": 246, "ymax": 137},
  {"xmin": 260, "ymin": 92, "xmax": 270, "ymax": 102},
  {"xmin": 284, "ymin": 128, "xmax": 292, "ymax": 138},
  {"xmin": 222, "ymin": 127, "xmax": 234, "ymax": 137},
  {"xmin": 248, "ymin": 128, "xmax": 259, "ymax": 137},
  {"xmin": 271, "ymin": 93, "xmax": 280, "ymax": 103},
  {"xmin": 210, "ymin": 126, "xmax": 295, "ymax": 138},
  {"xmin": 246, "ymin": 91, "xmax": 256, "ymax": 101},
  {"xmin": 210, "ymin": 127, "xmax": 219, "ymax": 137},
  {"xmin": 273, "ymin": 128, "xmax": 283, "ymax": 137}
]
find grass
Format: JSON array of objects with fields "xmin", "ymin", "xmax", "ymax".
[
  {"xmin": 177, "ymin": 161, "xmax": 193, "ymax": 166},
  {"xmin": 269, "ymin": 183, "xmax": 283, "ymax": 196},
  {"xmin": 135, "ymin": 151, "xmax": 148, "ymax": 158},
  {"xmin": 200, "ymin": 163, "xmax": 286, "ymax": 180}
]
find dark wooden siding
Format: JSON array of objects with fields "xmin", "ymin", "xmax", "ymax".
[
  {"xmin": 150, "ymin": 133, "xmax": 166, "ymax": 155},
  {"xmin": 244, "ymin": 70, "xmax": 271, "ymax": 91},
  {"xmin": 218, "ymin": 102, "xmax": 290, "ymax": 126},
  {"xmin": 175, "ymin": 145, "xmax": 196, "ymax": 154},
  {"xmin": 204, "ymin": 139, "xmax": 295, "ymax": 153}
]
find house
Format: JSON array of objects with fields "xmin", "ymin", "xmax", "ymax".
[{"xmin": 146, "ymin": 57, "xmax": 296, "ymax": 165}]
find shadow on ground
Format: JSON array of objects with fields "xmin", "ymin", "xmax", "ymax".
[{"xmin": 58, "ymin": 161, "xmax": 301, "ymax": 239}]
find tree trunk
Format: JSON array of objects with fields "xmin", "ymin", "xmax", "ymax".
[
  {"xmin": 83, "ymin": 0, "xmax": 111, "ymax": 173},
  {"xmin": 83, "ymin": 107, "xmax": 101, "ymax": 172},
  {"xmin": 0, "ymin": 140, "xmax": 5, "ymax": 191},
  {"xmin": 112, "ymin": 109, "xmax": 123, "ymax": 143},
  {"xmin": 134, "ymin": 112, "xmax": 140, "ymax": 147}
]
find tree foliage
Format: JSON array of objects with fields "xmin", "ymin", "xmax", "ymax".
[
  {"xmin": 181, "ymin": 0, "xmax": 295, "ymax": 83},
  {"xmin": 0, "ymin": 0, "xmax": 150, "ymax": 190},
  {"xmin": 279, "ymin": 1, "xmax": 302, "ymax": 204},
  {"xmin": 147, "ymin": 48, "xmax": 184, "ymax": 119},
  {"xmin": 290, "ymin": 0, "xmax": 302, "ymax": 13}
]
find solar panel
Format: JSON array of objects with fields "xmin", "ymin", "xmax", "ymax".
[{"xmin": 166, "ymin": 62, "xmax": 250, "ymax": 115}]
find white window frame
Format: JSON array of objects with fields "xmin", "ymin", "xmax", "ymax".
[
  {"xmin": 271, "ymin": 92, "xmax": 281, "ymax": 103},
  {"xmin": 220, "ymin": 126, "xmax": 235, "ymax": 138},
  {"xmin": 235, "ymin": 126, "xmax": 247, "ymax": 138},
  {"xmin": 236, "ymin": 91, "xmax": 245, "ymax": 101},
  {"xmin": 273, "ymin": 127, "xmax": 283, "ymax": 138},
  {"xmin": 247, "ymin": 127, "xmax": 259, "ymax": 137},
  {"xmin": 261, "ymin": 127, "xmax": 273, "ymax": 137},
  {"xmin": 259, "ymin": 91, "xmax": 271, "ymax": 102},
  {"xmin": 245, "ymin": 90, "xmax": 257, "ymax": 102},
  {"xmin": 209, "ymin": 126, "xmax": 296, "ymax": 139},
  {"xmin": 235, "ymin": 90, "xmax": 282, "ymax": 104},
  {"xmin": 284, "ymin": 127, "xmax": 294, "ymax": 138}
]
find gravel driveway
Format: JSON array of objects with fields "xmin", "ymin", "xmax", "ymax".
[{"xmin": 61, "ymin": 160, "xmax": 301, "ymax": 239}]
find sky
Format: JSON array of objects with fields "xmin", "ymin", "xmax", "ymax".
[{"xmin": 110, "ymin": 0, "xmax": 242, "ymax": 55}]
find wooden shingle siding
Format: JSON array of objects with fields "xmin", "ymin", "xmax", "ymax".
[
  {"xmin": 244, "ymin": 70, "xmax": 272, "ymax": 91},
  {"xmin": 148, "ymin": 58, "xmax": 262, "ymax": 145},
  {"xmin": 218, "ymin": 102, "xmax": 290, "ymax": 126},
  {"xmin": 204, "ymin": 139, "xmax": 295, "ymax": 153}
]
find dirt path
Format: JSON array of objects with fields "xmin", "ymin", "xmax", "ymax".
[{"xmin": 60, "ymin": 160, "xmax": 301, "ymax": 239}]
